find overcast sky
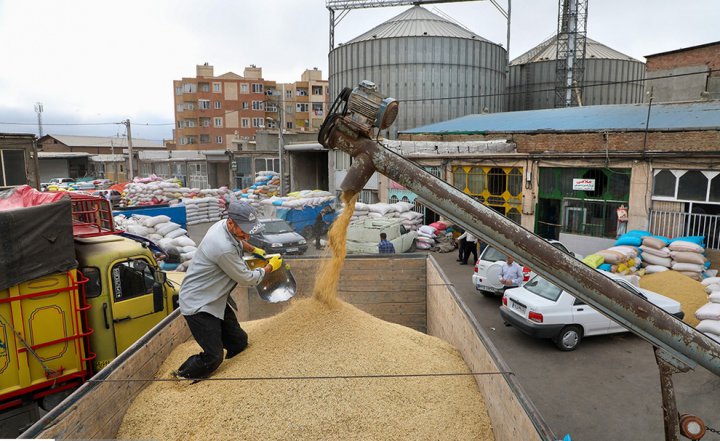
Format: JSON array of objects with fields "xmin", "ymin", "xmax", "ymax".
[{"xmin": 0, "ymin": 0, "xmax": 717, "ymax": 142}]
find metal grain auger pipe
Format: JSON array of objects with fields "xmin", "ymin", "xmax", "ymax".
[{"xmin": 318, "ymin": 89, "xmax": 720, "ymax": 382}]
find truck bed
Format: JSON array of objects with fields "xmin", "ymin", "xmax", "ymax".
[{"xmin": 21, "ymin": 255, "xmax": 553, "ymax": 441}]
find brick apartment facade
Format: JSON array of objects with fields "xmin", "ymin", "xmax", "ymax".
[
  {"xmin": 645, "ymin": 41, "xmax": 720, "ymax": 102},
  {"xmin": 172, "ymin": 64, "xmax": 329, "ymax": 151}
]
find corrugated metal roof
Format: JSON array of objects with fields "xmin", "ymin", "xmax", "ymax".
[
  {"xmin": 510, "ymin": 35, "xmax": 640, "ymax": 66},
  {"xmin": 345, "ymin": 6, "xmax": 490, "ymax": 44},
  {"xmin": 401, "ymin": 100, "xmax": 720, "ymax": 134},
  {"xmin": 44, "ymin": 134, "xmax": 164, "ymax": 149}
]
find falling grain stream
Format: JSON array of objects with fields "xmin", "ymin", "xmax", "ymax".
[{"xmin": 116, "ymin": 191, "xmax": 494, "ymax": 440}]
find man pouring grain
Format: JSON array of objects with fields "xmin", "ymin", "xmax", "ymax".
[{"xmin": 174, "ymin": 201, "xmax": 283, "ymax": 380}]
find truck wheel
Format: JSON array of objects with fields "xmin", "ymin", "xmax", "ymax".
[{"xmin": 554, "ymin": 325, "xmax": 583, "ymax": 351}]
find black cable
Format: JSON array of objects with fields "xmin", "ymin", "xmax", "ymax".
[{"xmin": 88, "ymin": 370, "xmax": 513, "ymax": 383}]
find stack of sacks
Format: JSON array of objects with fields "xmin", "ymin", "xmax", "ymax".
[
  {"xmin": 594, "ymin": 246, "xmax": 641, "ymax": 275},
  {"xmin": 343, "ymin": 201, "xmax": 419, "ymax": 225},
  {"xmin": 113, "ymin": 214, "xmax": 197, "ymax": 272},
  {"xmin": 260, "ymin": 190, "xmax": 335, "ymax": 210},
  {"xmin": 668, "ymin": 237, "xmax": 708, "ymax": 281},
  {"xmin": 184, "ymin": 197, "xmax": 224, "ymax": 226},
  {"xmin": 695, "ymin": 277, "xmax": 720, "ymax": 343},
  {"xmin": 639, "ymin": 235, "xmax": 673, "ymax": 274},
  {"xmin": 416, "ymin": 225, "xmax": 437, "ymax": 250},
  {"xmin": 234, "ymin": 171, "xmax": 280, "ymax": 203},
  {"xmin": 120, "ymin": 179, "xmax": 186, "ymax": 207}
]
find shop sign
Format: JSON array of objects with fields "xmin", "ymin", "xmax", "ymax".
[{"xmin": 572, "ymin": 178, "xmax": 595, "ymax": 191}]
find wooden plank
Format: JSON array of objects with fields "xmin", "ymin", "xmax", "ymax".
[
  {"xmin": 348, "ymin": 302, "xmax": 426, "ymax": 316},
  {"xmin": 338, "ymin": 291, "xmax": 426, "ymax": 304}
]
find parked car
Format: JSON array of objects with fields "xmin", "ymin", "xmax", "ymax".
[
  {"xmin": 472, "ymin": 239, "xmax": 580, "ymax": 297},
  {"xmin": 90, "ymin": 190, "xmax": 122, "ymax": 208},
  {"xmin": 346, "ymin": 218, "xmax": 417, "ymax": 254},
  {"xmin": 499, "ymin": 270, "xmax": 685, "ymax": 351},
  {"xmin": 247, "ymin": 218, "xmax": 308, "ymax": 256}
]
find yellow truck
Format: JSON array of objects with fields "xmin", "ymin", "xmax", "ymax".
[{"xmin": 0, "ymin": 186, "xmax": 181, "ymax": 437}]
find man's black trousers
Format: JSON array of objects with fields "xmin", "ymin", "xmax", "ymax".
[{"xmin": 177, "ymin": 304, "xmax": 248, "ymax": 379}]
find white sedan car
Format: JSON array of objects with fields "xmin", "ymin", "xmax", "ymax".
[{"xmin": 499, "ymin": 271, "xmax": 685, "ymax": 351}]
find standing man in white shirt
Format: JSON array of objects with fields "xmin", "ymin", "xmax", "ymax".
[
  {"xmin": 458, "ymin": 230, "xmax": 478, "ymax": 265},
  {"xmin": 174, "ymin": 202, "xmax": 283, "ymax": 380},
  {"xmin": 500, "ymin": 255, "xmax": 524, "ymax": 287}
]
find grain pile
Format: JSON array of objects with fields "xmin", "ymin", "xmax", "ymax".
[
  {"xmin": 640, "ymin": 271, "xmax": 708, "ymax": 327},
  {"xmin": 116, "ymin": 190, "xmax": 495, "ymax": 440}
]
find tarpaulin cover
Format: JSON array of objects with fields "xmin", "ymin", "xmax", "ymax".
[{"xmin": 0, "ymin": 186, "xmax": 76, "ymax": 291}]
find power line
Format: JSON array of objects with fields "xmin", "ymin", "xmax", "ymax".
[{"xmin": 1, "ymin": 68, "xmax": 716, "ymax": 128}]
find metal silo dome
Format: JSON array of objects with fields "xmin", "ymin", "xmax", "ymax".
[
  {"xmin": 508, "ymin": 35, "xmax": 646, "ymax": 111},
  {"xmin": 329, "ymin": 6, "xmax": 507, "ymax": 138}
]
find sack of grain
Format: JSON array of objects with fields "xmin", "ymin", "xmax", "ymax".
[
  {"xmin": 696, "ymin": 319, "xmax": 720, "ymax": 336},
  {"xmin": 143, "ymin": 215, "xmax": 172, "ymax": 227},
  {"xmin": 671, "ymin": 262, "xmax": 705, "ymax": 273},
  {"xmin": 642, "ymin": 253, "xmax": 672, "ymax": 267},
  {"xmin": 709, "ymin": 292, "xmax": 720, "ymax": 303},
  {"xmin": 644, "ymin": 265, "xmax": 670, "ymax": 274},
  {"xmin": 640, "ymin": 245, "xmax": 671, "ymax": 258},
  {"xmin": 164, "ymin": 228, "xmax": 188, "ymax": 240},
  {"xmin": 695, "ymin": 302, "xmax": 720, "ymax": 321},
  {"xmin": 595, "ymin": 249, "xmax": 627, "ymax": 265},
  {"xmin": 679, "ymin": 271, "xmax": 702, "ymax": 281},
  {"xmin": 704, "ymin": 283, "xmax": 720, "ymax": 294},
  {"xmin": 701, "ymin": 277, "xmax": 720, "ymax": 286},
  {"xmin": 671, "ymin": 251, "xmax": 707, "ymax": 265},
  {"xmin": 668, "ymin": 240, "xmax": 704, "ymax": 253},
  {"xmin": 642, "ymin": 236, "xmax": 669, "ymax": 250}
]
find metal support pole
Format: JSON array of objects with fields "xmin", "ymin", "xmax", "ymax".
[
  {"xmin": 279, "ymin": 84, "xmax": 285, "ymax": 196},
  {"xmin": 655, "ymin": 348, "xmax": 686, "ymax": 441},
  {"xmin": 124, "ymin": 119, "xmax": 134, "ymax": 181}
]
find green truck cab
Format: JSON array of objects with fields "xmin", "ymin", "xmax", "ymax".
[{"xmin": 75, "ymin": 235, "xmax": 181, "ymax": 372}]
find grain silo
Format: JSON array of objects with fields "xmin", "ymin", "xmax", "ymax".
[
  {"xmin": 507, "ymin": 35, "xmax": 645, "ymax": 111},
  {"xmin": 329, "ymin": 6, "xmax": 507, "ymax": 138}
]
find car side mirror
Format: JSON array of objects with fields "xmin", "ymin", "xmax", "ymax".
[
  {"xmin": 154, "ymin": 270, "xmax": 167, "ymax": 285},
  {"xmin": 152, "ymin": 282, "xmax": 164, "ymax": 313}
]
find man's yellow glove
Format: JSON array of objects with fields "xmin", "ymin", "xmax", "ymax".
[
  {"xmin": 267, "ymin": 255, "xmax": 283, "ymax": 272},
  {"xmin": 251, "ymin": 247, "xmax": 266, "ymax": 259}
]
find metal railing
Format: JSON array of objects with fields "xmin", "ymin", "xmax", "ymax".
[{"xmin": 648, "ymin": 210, "xmax": 720, "ymax": 250}]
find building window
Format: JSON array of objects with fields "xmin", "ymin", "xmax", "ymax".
[
  {"xmin": 214, "ymin": 101, "xmax": 221, "ymax": 109},
  {"xmin": 180, "ymin": 137, "xmax": 187, "ymax": 145},
  {"xmin": 296, "ymin": 103, "xmax": 309, "ymax": 112},
  {"xmin": 453, "ymin": 164, "xmax": 525, "ymax": 230},
  {"xmin": 213, "ymin": 83, "xmax": 221, "ymax": 92},
  {"xmin": 199, "ymin": 99, "xmax": 210, "ymax": 109},
  {"xmin": 241, "ymin": 118, "xmax": 250, "ymax": 128},
  {"xmin": 241, "ymin": 83, "xmax": 249, "ymax": 93},
  {"xmin": 652, "ymin": 169, "xmax": 720, "ymax": 203},
  {"xmin": 200, "ymin": 118, "xmax": 211, "ymax": 127},
  {"xmin": 252, "ymin": 118, "xmax": 264, "ymax": 128},
  {"xmin": 296, "ymin": 88, "xmax": 308, "ymax": 96},
  {"xmin": 255, "ymin": 157, "xmax": 279, "ymax": 173},
  {"xmin": 312, "ymin": 85, "xmax": 323, "ymax": 95},
  {"xmin": 286, "ymin": 121, "xmax": 294, "ymax": 129},
  {"xmin": 0, "ymin": 149, "xmax": 26, "ymax": 186},
  {"xmin": 175, "ymin": 86, "xmax": 182, "ymax": 95},
  {"xmin": 242, "ymin": 101, "xmax": 249, "ymax": 110},
  {"xmin": 200, "ymin": 134, "xmax": 210, "ymax": 144},
  {"xmin": 286, "ymin": 89, "xmax": 292, "ymax": 98},
  {"xmin": 216, "ymin": 136, "xmax": 223, "ymax": 144},
  {"xmin": 199, "ymin": 83, "xmax": 210, "ymax": 92},
  {"xmin": 334, "ymin": 150, "xmax": 351, "ymax": 170},
  {"xmin": 176, "ymin": 104, "xmax": 184, "ymax": 112},
  {"xmin": 266, "ymin": 103, "xmax": 277, "ymax": 112},
  {"xmin": 252, "ymin": 83, "xmax": 263, "ymax": 93},
  {"xmin": 252, "ymin": 101, "xmax": 264, "ymax": 110},
  {"xmin": 182, "ymin": 83, "xmax": 196, "ymax": 93},
  {"xmin": 214, "ymin": 117, "xmax": 222, "ymax": 127},
  {"xmin": 185, "ymin": 102, "xmax": 194, "ymax": 111},
  {"xmin": 312, "ymin": 103, "xmax": 323, "ymax": 115},
  {"xmin": 183, "ymin": 119, "xmax": 196, "ymax": 128}
]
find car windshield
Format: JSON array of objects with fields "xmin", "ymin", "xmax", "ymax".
[
  {"xmin": 523, "ymin": 275, "xmax": 563, "ymax": 302},
  {"xmin": 261, "ymin": 220, "xmax": 293, "ymax": 234},
  {"xmin": 482, "ymin": 246, "xmax": 506, "ymax": 262},
  {"xmin": 550, "ymin": 241, "xmax": 570, "ymax": 254}
]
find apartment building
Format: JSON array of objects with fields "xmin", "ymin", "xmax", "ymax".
[{"xmin": 173, "ymin": 64, "xmax": 329, "ymax": 150}]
